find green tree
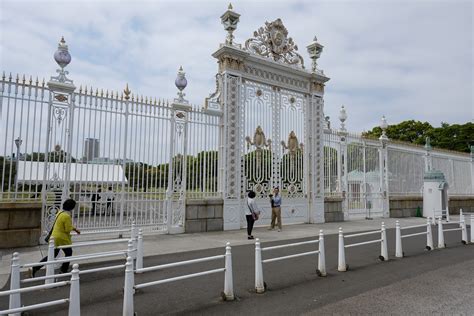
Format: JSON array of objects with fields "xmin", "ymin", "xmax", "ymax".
[
  {"xmin": 363, "ymin": 120, "xmax": 472, "ymax": 153},
  {"xmin": 364, "ymin": 120, "xmax": 433, "ymax": 145},
  {"xmin": 0, "ymin": 156, "xmax": 15, "ymax": 191},
  {"xmin": 425, "ymin": 123, "xmax": 473, "ymax": 153}
]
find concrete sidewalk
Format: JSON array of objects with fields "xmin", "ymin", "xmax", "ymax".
[{"xmin": 0, "ymin": 216, "xmax": 449, "ymax": 288}]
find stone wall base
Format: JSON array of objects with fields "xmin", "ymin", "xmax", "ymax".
[
  {"xmin": 0, "ymin": 202, "xmax": 42, "ymax": 248},
  {"xmin": 389, "ymin": 196, "xmax": 423, "ymax": 218},
  {"xmin": 0, "ymin": 228, "xmax": 41, "ymax": 248},
  {"xmin": 324, "ymin": 197, "xmax": 344, "ymax": 222},
  {"xmin": 185, "ymin": 199, "xmax": 223, "ymax": 233},
  {"xmin": 448, "ymin": 196, "xmax": 474, "ymax": 214},
  {"xmin": 185, "ymin": 196, "xmax": 345, "ymax": 232},
  {"xmin": 389, "ymin": 195, "xmax": 474, "ymax": 217}
]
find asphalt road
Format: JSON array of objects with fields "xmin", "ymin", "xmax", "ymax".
[{"xmin": 1, "ymin": 227, "xmax": 473, "ymax": 315}]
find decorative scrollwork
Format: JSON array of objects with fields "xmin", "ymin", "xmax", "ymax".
[
  {"xmin": 49, "ymin": 171, "xmax": 62, "ymax": 186},
  {"xmin": 53, "ymin": 107, "xmax": 67, "ymax": 125},
  {"xmin": 175, "ymin": 121, "xmax": 185, "ymax": 136},
  {"xmin": 44, "ymin": 205, "xmax": 60, "ymax": 233},
  {"xmin": 244, "ymin": 18, "xmax": 304, "ymax": 68},
  {"xmin": 172, "ymin": 199, "xmax": 185, "ymax": 226},
  {"xmin": 245, "ymin": 126, "xmax": 272, "ymax": 151},
  {"xmin": 205, "ymin": 73, "xmax": 223, "ymax": 111},
  {"xmin": 281, "ymin": 131, "xmax": 303, "ymax": 155}
]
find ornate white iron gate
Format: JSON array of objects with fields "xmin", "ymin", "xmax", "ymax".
[
  {"xmin": 211, "ymin": 10, "xmax": 329, "ymax": 229},
  {"xmin": 241, "ymin": 80, "xmax": 308, "ymax": 225}
]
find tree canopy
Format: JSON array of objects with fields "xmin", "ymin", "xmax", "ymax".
[{"xmin": 363, "ymin": 120, "xmax": 473, "ymax": 153}]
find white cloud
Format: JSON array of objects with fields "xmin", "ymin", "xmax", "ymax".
[{"xmin": 1, "ymin": 0, "xmax": 472, "ymax": 133}]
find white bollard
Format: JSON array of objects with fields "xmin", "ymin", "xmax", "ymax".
[
  {"xmin": 445, "ymin": 208, "xmax": 450, "ymax": 222},
  {"xmin": 9, "ymin": 252, "xmax": 21, "ymax": 316},
  {"xmin": 68, "ymin": 264, "xmax": 80, "ymax": 316},
  {"xmin": 123, "ymin": 256, "xmax": 135, "ymax": 316},
  {"xmin": 426, "ymin": 217, "xmax": 434, "ymax": 250},
  {"xmin": 471, "ymin": 214, "xmax": 474, "ymax": 243},
  {"xmin": 136, "ymin": 229, "xmax": 144, "ymax": 271},
  {"xmin": 460, "ymin": 209, "xmax": 464, "ymax": 228},
  {"xmin": 317, "ymin": 230, "xmax": 326, "ymax": 277},
  {"xmin": 437, "ymin": 217, "xmax": 445, "ymax": 249},
  {"xmin": 381, "ymin": 222, "xmax": 388, "ymax": 261},
  {"xmin": 255, "ymin": 239, "xmax": 265, "ymax": 293},
  {"xmin": 461, "ymin": 219, "xmax": 468, "ymax": 244},
  {"xmin": 395, "ymin": 220, "xmax": 403, "ymax": 258},
  {"xmin": 223, "ymin": 242, "xmax": 234, "ymax": 300},
  {"xmin": 131, "ymin": 221, "xmax": 137, "ymax": 250},
  {"xmin": 45, "ymin": 236, "xmax": 55, "ymax": 285},
  {"xmin": 127, "ymin": 239, "xmax": 136, "ymax": 260},
  {"xmin": 338, "ymin": 227, "xmax": 347, "ymax": 272}
]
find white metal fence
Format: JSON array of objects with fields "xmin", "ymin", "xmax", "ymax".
[
  {"xmin": 254, "ymin": 230, "xmax": 326, "ymax": 293},
  {"xmin": 1, "ymin": 60, "xmax": 473, "ymax": 234},
  {"xmin": 323, "ymin": 127, "xmax": 473, "ymax": 220},
  {"xmin": 337, "ymin": 223, "xmax": 389, "ymax": 272},
  {"xmin": 1, "ymin": 253, "xmax": 81, "ymax": 316},
  {"xmin": 0, "ymin": 72, "xmax": 220, "ymax": 235}
]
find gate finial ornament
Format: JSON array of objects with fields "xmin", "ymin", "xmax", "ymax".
[
  {"xmin": 307, "ymin": 36, "xmax": 324, "ymax": 73},
  {"xmin": 50, "ymin": 37, "xmax": 73, "ymax": 84},
  {"xmin": 174, "ymin": 66, "xmax": 188, "ymax": 103},
  {"xmin": 245, "ymin": 18, "xmax": 304, "ymax": 68},
  {"xmin": 221, "ymin": 3, "xmax": 240, "ymax": 46},
  {"xmin": 246, "ymin": 126, "xmax": 272, "ymax": 151}
]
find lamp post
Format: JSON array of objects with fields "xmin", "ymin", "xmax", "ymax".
[
  {"xmin": 307, "ymin": 36, "xmax": 324, "ymax": 73},
  {"xmin": 14, "ymin": 137, "xmax": 22, "ymax": 200},
  {"xmin": 220, "ymin": 3, "xmax": 240, "ymax": 46}
]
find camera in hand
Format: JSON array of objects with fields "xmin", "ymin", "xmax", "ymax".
[{"xmin": 269, "ymin": 194, "xmax": 273, "ymax": 198}]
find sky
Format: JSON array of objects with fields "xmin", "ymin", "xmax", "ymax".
[{"xmin": 0, "ymin": 0, "xmax": 473, "ymax": 133}]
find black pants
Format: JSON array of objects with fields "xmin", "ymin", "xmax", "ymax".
[
  {"xmin": 246, "ymin": 215, "xmax": 255, "ymax": 236},
  {"xmin": 107, "ymin": 199, "xmax": 113, "ymax": 214},
  {"xmin": 33, "ymin": 247, "xmax": 73, "ymax": 275}
]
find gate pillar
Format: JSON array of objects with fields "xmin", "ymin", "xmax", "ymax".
[
  {"xmin": 306, "ymin": 37, "xmax": 328, "ymax": 224},
  {"xmin": 222, "ymin": 73, "xmax": 244, "ymax": 230},
  {"xmin": 167, "ymin": 67, "xmax": 192, "ymax": 234},
  {"xmin": 379, "ymin": 117, "xmax": 390, "ymax": 218},
  {"xmin": 307, "ymin": 81, "xmax": 326, "ymax": 224},
  {"xmin": 42, "ymin": 37, "xmax": 76, "ymax": 240}
]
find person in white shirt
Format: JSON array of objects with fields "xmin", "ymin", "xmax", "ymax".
[{"xmin": 246, "ymin": 190, "xmax": 260, "ymax": 240}]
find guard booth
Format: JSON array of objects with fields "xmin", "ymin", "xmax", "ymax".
[{"xmin": 423, "ymin": 170, "xmax": 449, "ymax": 220}]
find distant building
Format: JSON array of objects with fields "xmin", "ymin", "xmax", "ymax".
[{"xmin": 83, "ymin": 138, "xmax": 100, "ymax": 162}]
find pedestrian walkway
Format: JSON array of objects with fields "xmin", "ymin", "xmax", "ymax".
[{"xmin": 0, "ymin": 216, "xmax": 439, "ymax": 288}]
